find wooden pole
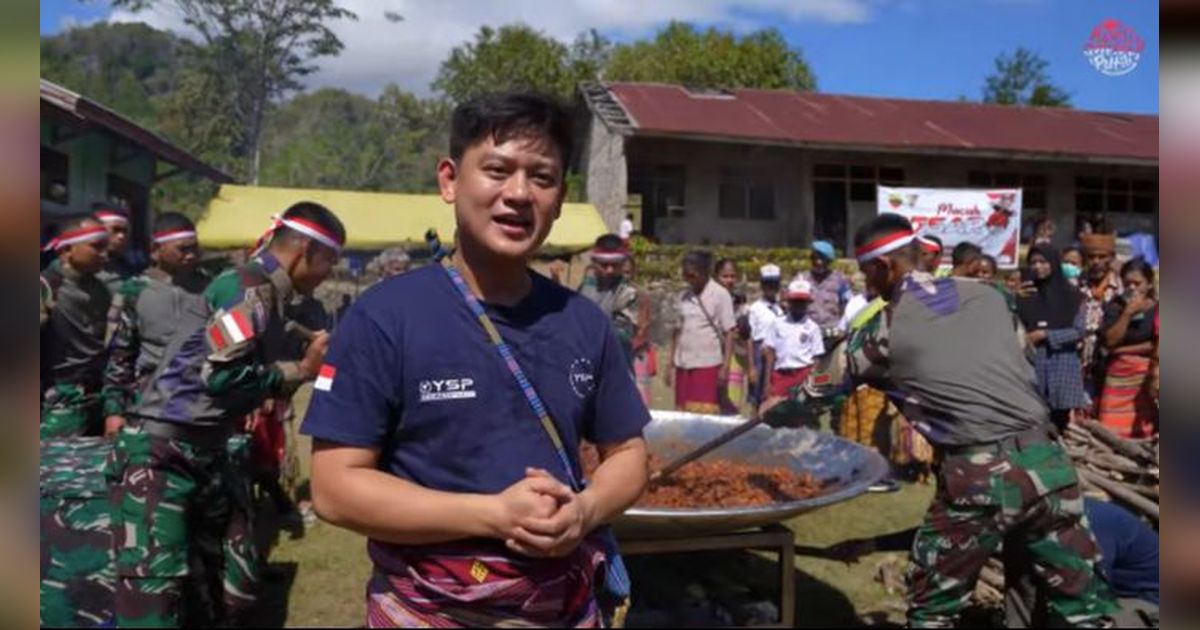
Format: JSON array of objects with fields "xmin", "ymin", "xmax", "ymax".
[{"xmin": 1077, "ymin": 468, "xmax": 1159, "ymax": 520}]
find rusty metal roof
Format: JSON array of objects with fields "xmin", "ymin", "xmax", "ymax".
[
  {"xmin": 41, "ymin": 78, "xmax": 235, "ymax": 183},
  {"xmin": 596, "ymin": 82, "xmax": 1157, "ymax": 164}
]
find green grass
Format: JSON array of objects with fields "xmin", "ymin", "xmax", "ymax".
[{"xmin": 266, "ymin": 358, "xmax": 934, "ymax": 627}]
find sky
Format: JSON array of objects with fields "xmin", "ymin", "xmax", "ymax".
[{"xmin": 40, "ymin": 0, "xmax": 1159, "ymax": 114}]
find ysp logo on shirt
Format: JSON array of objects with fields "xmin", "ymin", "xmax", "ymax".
[
  {"xmin": 569, "ymin": 358, "xmax": 596, "ymax": 399},
  {"xmin": 419, "ymin": 377, "xmax": 477, "ymax": 403}
]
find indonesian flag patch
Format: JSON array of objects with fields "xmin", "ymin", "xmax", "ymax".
[
  {"xmin": 208, "ymin": 310, "xmax": 254, "ymax": 350},
  {"xmin": 314, "ymin": 364, "xmax": 336, "ymax": 391}
]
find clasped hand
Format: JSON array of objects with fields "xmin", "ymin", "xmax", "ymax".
[{"xmin": 493, "ymin": 467, "xmax": 593, "ymax": 558}]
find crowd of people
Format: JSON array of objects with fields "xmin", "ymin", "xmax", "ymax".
[
  {"xmin": 40, "ymin": 89, "xmax": 1159, "ymax": 628},
  {"xmin": 571, "ymin": 215, "xmax": 1160, "ymax": 444}
]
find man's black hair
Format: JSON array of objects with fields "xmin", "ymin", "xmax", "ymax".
[
  {"xmin": 594, "ymin": 233, "xmax": 624, "ymax": 251},
  {"xmin": 951, "ymin": 241, "xmax": 984, "ymax": 267},
  {"xmin": 853, "ymin": 213, "xmax": 918, "ymax": 262},
  {"xmin": 153, "ymin": 212, "xmax": 195, "ymax": 235},
  {"xmin": 682, "ymin": 250, "xmax": 713, "ymax": 273},
  {"xmin": 276, "ymin": 201, "xmax": 346, "ymax": 247},
  {"xmin": 54, "ymin": 213, "xmax": 102, "ymax": 235},
  {"xmin": 449, "ymin": 92, "xmax": 574, "ymax": 166}
]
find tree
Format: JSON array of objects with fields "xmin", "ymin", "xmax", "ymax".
[
  {"xmin": 433, "ymin": 24, "xmax": 609, "ymax": 103},
  {"xmin": 113, "ymin": 0, "xmax": 357, "ymax": 182},
  {"xmin": 605, "ymin": 22, "xmax": 815, "ymax": 91},
  {"xmin": 259, "ymin": 86, "xmax": 448, "ymax": 193},
  {"xmin": 982, "ymin": 47, "xmax": 1071, "ymax": 107},
  {"xmin": 41, "ymin": 22, "xmax": 190, "ymax": 126}
]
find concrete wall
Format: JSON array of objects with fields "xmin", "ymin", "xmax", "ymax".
[
  {"xmin": 622, "ymin": 137, "xmax": 811, "ymax": 247},
  {"xmin": 581, "ymin": 115, "xmax": 629, "ymax": 232},
  {"xmin": 601, "ymin": 133, "xmax": 1156, "ymax": 249}
]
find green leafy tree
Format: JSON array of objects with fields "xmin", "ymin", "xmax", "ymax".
[
  {"xmin": 982, "ymin": 47, "xmax": 1071, "ymax": 107},
  {"xmin": 433, "ymin": 24, "xmax": 609, "ymax": 103},
  {"xmin": 259, "ymin": 86, "xmax": 448, "ymax": 193},
  {"xmin": 41, "ymin": 22, "xmax": 190, "ymax": 125},
  {"xmin": 113, "ymin": 0, "xmax": 358, "ymax": 182},
  {"xmin": 605, "ymin": 21, "xmax": 815, "ymax": 90}
]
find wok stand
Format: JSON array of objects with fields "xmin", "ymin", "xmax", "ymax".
[{"xmin": 621, "ymin": 524, "xmax": 796, "ymax": 627}]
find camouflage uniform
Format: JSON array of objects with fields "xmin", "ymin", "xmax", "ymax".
[
  {"xmin": 101, "ymin": 267, "xmax": 210, "ymax": 419},
  {"xmin": 41, "ymin": 261, "xmax": 112, "ymax": 438},
  {"xmin": 41, "ymin": 437, "xmax": 117, "ymax": 627},
  {"xmin": 845, "ymin": 273, "xmax": 1116, "ymax": 628},
  {"xmin": 110, "ymin": 252, "xmax": 306, "ymax": 627},
  {"xmin": 580, "ymin": 279, "xmax": 640, "ymax": 365}
]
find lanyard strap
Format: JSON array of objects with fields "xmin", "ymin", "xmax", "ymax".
[{"xmin": 440, "ymin": 257, "xmax": 583, "ymax": 492}]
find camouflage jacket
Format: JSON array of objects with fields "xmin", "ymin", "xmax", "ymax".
[
  {"xmin": 131, "ymin": 252, "xmax": 306, "ymax": 426},
  {"xmin": 101, "ymin": 267, "xmax": 210, "ymax": 416},
  {"xmin": 40, "ymin": 262, "xmax": 112, "ymax": 391},
  {"xmin": 579, "ymin": 280, "xmax": 640, "ymax": 342}
]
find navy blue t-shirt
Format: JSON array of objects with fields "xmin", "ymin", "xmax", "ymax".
[
  {"xmin": 1084, "ymin": 498, "xmax": 1159, "ymax": 605},
  {"xmin": 301, "ymin": 264, "xmax": 650, "ymax": 495}
]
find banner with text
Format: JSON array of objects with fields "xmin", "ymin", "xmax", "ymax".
[{"xmin": 877, "ymin": 186, "xmax": 1022, "ymax": 269}]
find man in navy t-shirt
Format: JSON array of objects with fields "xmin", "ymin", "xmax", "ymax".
[{"xmin": 302, "ymin": 92, "xmax": 651, "ymax": 628}]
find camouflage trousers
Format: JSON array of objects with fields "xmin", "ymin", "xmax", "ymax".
[
  {"xmin": 906, "ymin": 440, "xmax": 1117, "ymax": 628},
  {"xmin": 107, "ymin": 424, "xmax": 258, "ymax": 627},
  {"xmin": 42, "ymin": 383, "xmax": 101, "ymax": 439},
  {"xmin": 41, "ymin": 438, "xmax": 116, "ymax": 627}
]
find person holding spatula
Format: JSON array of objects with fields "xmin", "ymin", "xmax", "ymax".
[{"xmin": 844, "ymin": 213, "xmax": 1116, "ymax": 628}]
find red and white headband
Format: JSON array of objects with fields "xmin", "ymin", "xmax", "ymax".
[
  {"xmin": 917, "ymin": 235, "xmax": 941, "ymax": 254},
  {"xmin": 153, "ymin": 228, "xmax": 197, "ymax": 244},
  {"xmin": 855, "ymin": 229, "xmax": 915, "ymax": 263},
  {"xmin": 591, "ymin": 246, "xmax": 629, "ymax": 264},
  {"xmin": 43, "ymin": 225, "xmax": 110, "ymax": 252},
  {"xmin": 94, "ymin": 210, "xmax": 129, "ymax": 226},
  {"xmin": 254, "ymin": 214, "xmax": 343, "ymax": 254}
]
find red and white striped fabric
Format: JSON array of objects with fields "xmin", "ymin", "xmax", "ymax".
[
  {"xmin": 254, "ymin": 214, "xmax": 343, "ymax": 254},
  {"xmin": 153, "ymin": 229, "xmax": 197, "ymax": 244},
  {"xmin": 590, "ymin": 245, "xmax": 629, "ymax": 264},
  {"xmin": 94, "ymin": 210, "xmax": 129, "ymax": 226},
  {"xmin": 42, "ymin": 225, "xmax": 110, "ymax": 251},
  {"xmin": 314, "ymin": 364, "xmax": 336, "ymax": 391},
  {"xmin": 916, "ymin": 235, "xmax": 941, "ymax": 255},
  {"xmin": 207, "ymin": 309, "xmax": 255, "ymax": 350},
  {"xmin": 855, "ymin": 229, "xmax": 915, "ymax": 263}
]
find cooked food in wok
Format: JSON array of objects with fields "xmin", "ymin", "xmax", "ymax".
[{"xmin": 581, "ymin": 445, "xmax": 823, "ymax": 509}]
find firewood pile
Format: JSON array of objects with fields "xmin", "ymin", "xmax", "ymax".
[{"xmin": 1063, "ymin": 420, "xmax": 1160, "ymax": 522}]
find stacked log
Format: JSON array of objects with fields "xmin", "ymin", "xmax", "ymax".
[{"xmin": 1063, "ymin": 420, "xmax": 1159, "ymax": 522}]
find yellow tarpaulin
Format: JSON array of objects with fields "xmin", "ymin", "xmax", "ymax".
[{"xmin": 196, "ymin": 185, "xmax": 608, "ymax": 252}]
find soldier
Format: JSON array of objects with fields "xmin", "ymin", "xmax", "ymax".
[
  {"xmin": 93, "ymin": 204, "xmax": 140, "ymax": 294},
  {"xmin": 41, "ymin": 215, "xmax": 112, "ymax": 438},
  {"xmin": 108, "ymin": 201, "xmax": 344, "ymax": 627},
  {"xmin": 579, "ymin": 233, "xmax": 643, "ymax": 365},
  {"xmin": 101, "ymin": 212, "xmax": 208, "ymax": 438},
  {"xmin": 844, "ymin": 213, "xmax": 1115, "ymax": 627}
]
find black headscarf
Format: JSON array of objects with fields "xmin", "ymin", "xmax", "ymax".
[{"xmin": 1017, "ymin": 244, "xmax": 1081, "ymax": 330}]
